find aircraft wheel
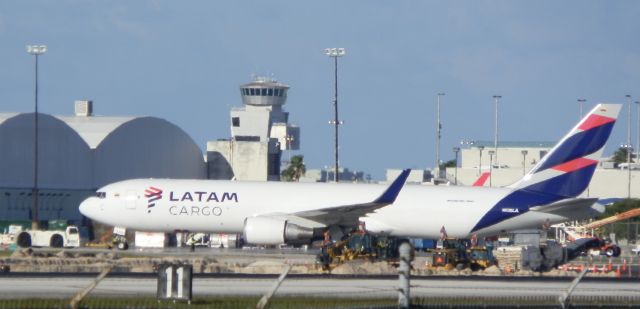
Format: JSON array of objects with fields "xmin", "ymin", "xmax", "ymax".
[{"xmin": 116, "ymin": 241, "xmax": 129, "ymax": 250}]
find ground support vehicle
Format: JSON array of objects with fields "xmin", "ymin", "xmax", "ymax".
[
  {"xmin": 428, "ymin": 238, "xmax": 469, "ymax": 270},
  {"xmin": 0, "ymin": 225, "xmax": 24, "ymax": 250},
  {"xmin": 16, "ymin": 225, "xmax": 80, "ymax": 248},
  {"xmin": 111, "ymin": 226, "xmax": 129, "ymax": 250},
  {"xmin": 467, "ymin": 246, "xmax": 496, "ymax": 271},
  {"xmin": 317, "ymin": 232, "xmax": 407, "ymax": 270},
  {"xmin": 564, "ymin": 235, "xmax": 621, "ymax": 257},
  {"xmin": 427, "ymin": 239, "xmax": 496, "ymax": 271}
]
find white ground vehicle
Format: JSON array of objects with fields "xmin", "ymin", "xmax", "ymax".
[
  {"xmin": 0, "ymin": 225, "xmax": 23, "ymax": 249},
  {"xmin": 16, "ymin": 226, "xmax": 80, "ymax": 248}
]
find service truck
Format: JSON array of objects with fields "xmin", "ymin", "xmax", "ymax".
[{"xmin": 16, "ymin": 225, "xmax": 80, "ymax": 248}]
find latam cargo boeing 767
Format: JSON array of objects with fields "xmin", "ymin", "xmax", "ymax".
[{"xmin": 80, "ymin": 104, "xmax": 621, "ymax": 246}]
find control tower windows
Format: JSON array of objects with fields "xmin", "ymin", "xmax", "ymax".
[
  {"xmin": 241, "ymin": 87, "xmax": 288, "ymax": 97},
  {"xmin": 232, "ymin": 117, "xmax": 240, "ymax": 127}
]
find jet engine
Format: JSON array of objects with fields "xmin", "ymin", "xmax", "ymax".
[{"xmin": 243, "ymin": 217, "xmax": 314, "ymax": 245}]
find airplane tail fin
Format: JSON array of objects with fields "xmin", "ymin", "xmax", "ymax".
[
  {"xmin": 472, "ymin": 172, "xmax": 491, "ymax": 187},
  {"xmin": 508, "ymin": 103, "xmax": 621, "ymax": 198}
]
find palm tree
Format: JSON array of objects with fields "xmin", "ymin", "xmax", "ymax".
[{"xmin": 281, "ymin": 155, "xmax": 306, "ymax": 182}]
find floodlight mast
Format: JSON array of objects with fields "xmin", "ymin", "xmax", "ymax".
[
  {"xmin": 625, "ymin": 95, "xmax": 632, "ymax": 199},
  {"xmin": 577, "ymin": 99, "xmax": 586, "ymax": 120},
  {"xmin": 325, "ymin": 48, "xmax": 345, "ymax": 182},
  {"xmin": 436, "ymin": 93, "xmax": 445, "ymax": 178},
  {"xmin": 26, "ymin": 44, "xmax": 47, "ymax": 230},
  {"xmin": 492, "ymin": 95, "xmax": 501, "ymax": 165}
]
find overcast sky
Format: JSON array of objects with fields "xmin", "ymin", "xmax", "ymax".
[{"xmin": 1, "ymin": 1, "xmax": 639, "ymax": 179}]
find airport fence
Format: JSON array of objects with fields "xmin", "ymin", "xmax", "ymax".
[{"xmin": 2, "ymin": 295, "xmax": 640, "ymax": 309}]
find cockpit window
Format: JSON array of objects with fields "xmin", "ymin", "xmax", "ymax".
[{"xmin": 96, "ymin": 191, "xmax": 106, "ymax": 199}]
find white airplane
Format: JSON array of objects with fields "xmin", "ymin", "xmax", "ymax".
[{"xmin": 80, "ymin": 103, "xmax": 621, "ymax": 245}]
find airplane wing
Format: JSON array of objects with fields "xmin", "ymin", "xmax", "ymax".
[{"xmin": 281, "ymin": 169, "xmax": 411, "ymax": 228}]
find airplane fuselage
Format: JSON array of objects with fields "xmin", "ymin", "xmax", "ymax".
[{"xmin": 80, "ymin": 178, "xmax": 576, "ymax": 239}]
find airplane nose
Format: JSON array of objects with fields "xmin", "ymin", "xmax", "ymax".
[{"xmin": 79, "ymin": 197, "xmax": 98, "ymax": 218}]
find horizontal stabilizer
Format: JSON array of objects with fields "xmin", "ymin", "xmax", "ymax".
[{"xmin": 530, "ymin": 197, "xmax": 599, "ymax": 218}]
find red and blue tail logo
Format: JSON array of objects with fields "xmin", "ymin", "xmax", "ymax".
[
  {"xmin": 514, "ymin": 104, "xmax": 620, "ymax": 197},
  {"xmin": 472, "ymin": 104, "xmax": 622, "ymax": 232},
  {"xmin": 144, "ymin": 187, "xmax": 163, "ymax": 213}
]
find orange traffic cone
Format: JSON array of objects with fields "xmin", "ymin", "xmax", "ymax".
[{"xmin": 615, "ymin": 265, "xmax": 621, "ymax": 278}]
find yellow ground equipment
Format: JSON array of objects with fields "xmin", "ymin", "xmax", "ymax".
[
  {"xmin": 317, "ymin": 232, "xmax": 407, "ymax": 270},
  {"xmin": 430, "ymin": 238, "xmax": 468, "ymax": 270},
  {"xmin": 467, "ymin": 246, "xmax": 495, "ymax": 270},
  {"xmin": 429, "ymin": 238, "xmax": 495, "ymax": 270}
]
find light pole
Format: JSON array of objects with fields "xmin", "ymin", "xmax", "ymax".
[
  {"xmin": 621, "ymin": 143, "xmax": 633, "ymax": 198},
  {"xmin": 27, "ymin": 44, "xmax": 46, "ymax": 230},
  {"xmin": 436, "ymin": 93, "xmax": 445, "ymax": 178},
  {"xmin": 488, "ymin": 150, "xmax": 495, "ymax": 187},
  {"xmin": 285, "ymin": 135, "xmax": 294, "ymax": 164},
  {"xmin": 453, "ymin": 147, "xmax": 460, "ymax": 185},
  {"xmin": 521, "ymin": 150, "xmax": 528, "ymax": 176},
  {"xmin": 325, "ymin": 48, "xmax": 346, "ymax": 183},
  {"xmin": 577, "ymin": 99, "xmax": 586, "ymax": 120},
  {"xmin": 625, "ymin": 95, "xmax": 632, "ymax": 199},
  {"xmin": 633, "ymin": 101, "xmax": 640, "ymax": 165},
  {"xmin": 493, "ymin": 95, "xmax": 501, "ymax": 164},
  {"xmin": 478, "ymin": 146, "xmax": 485, "ymax": 176}
]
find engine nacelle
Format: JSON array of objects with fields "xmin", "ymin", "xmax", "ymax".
[{"xmin": 243, "ymin": 217, "xmax": 314, "ymax": 245}]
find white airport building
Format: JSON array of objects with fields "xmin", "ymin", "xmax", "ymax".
[{"xmin": 0, "ymin": 100, "xmax": 206, "ymax": 227}]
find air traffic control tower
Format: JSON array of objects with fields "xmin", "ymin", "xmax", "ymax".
[{"xmin": 207, "ymin": 77, "xmax": 300, "ymax": 181}]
